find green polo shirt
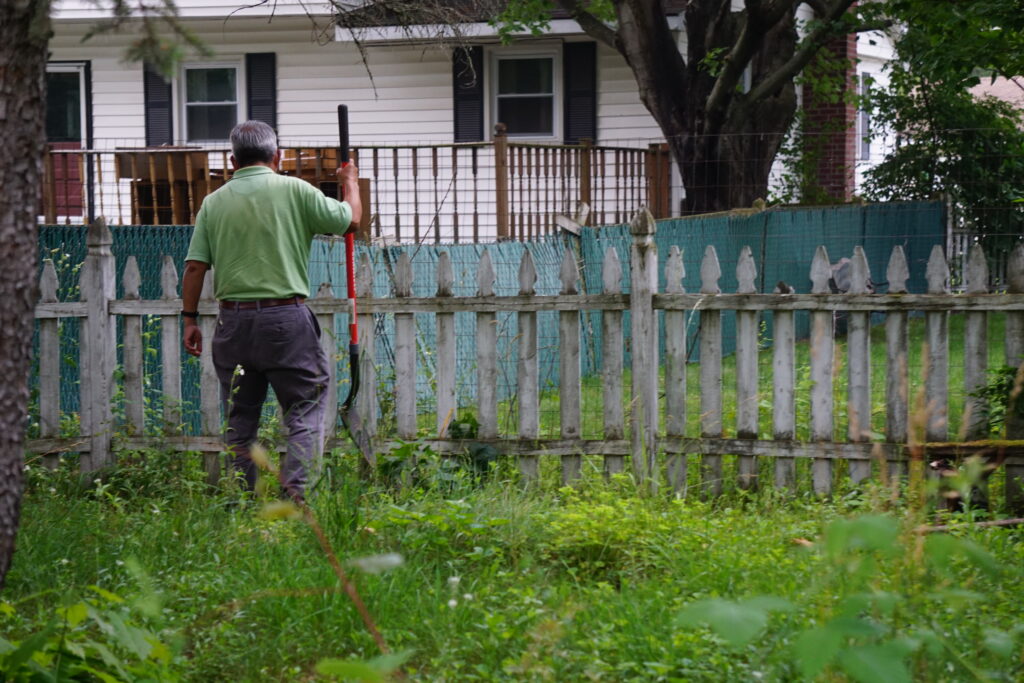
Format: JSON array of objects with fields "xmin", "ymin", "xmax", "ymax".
[{"xmin": 185, "ymin": 166, "xmax": 352, "ymax": 300}]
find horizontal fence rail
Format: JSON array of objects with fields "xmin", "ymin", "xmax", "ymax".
[
  {"xmin": 40, "ymin": 132, "xmax": 670, "ymax": 243},
  {"xmin": 27, "ymin": 216, "xmax": 1024, "ymax": 507}
]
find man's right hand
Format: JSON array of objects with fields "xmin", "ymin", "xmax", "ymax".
[
  {"xmin": 184, "ymin": 320, "xmax": 203, "ymax": 357},
  {"xmin": 337, "ymin": 163, "xmax": 362, "ymax": 230}
]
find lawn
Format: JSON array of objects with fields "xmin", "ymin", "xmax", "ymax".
[{"xmin": 4, "ymin": 455, "xmax": 1024, "ymax": 681}]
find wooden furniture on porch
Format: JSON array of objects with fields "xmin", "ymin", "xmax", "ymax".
[{"xmin": 115, "ymin": 148, "xmax": 223, "ymax": 225}]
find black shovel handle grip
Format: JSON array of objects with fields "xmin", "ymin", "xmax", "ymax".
[{"xmin": 337, "ymin": 105, "xmax": 350, "ymax": 165}]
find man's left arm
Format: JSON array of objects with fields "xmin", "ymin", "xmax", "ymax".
[{"xmin": 182, "ymin": 260, "xmax": 210, "ymax": 357}]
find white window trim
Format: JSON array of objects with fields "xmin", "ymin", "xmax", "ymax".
[
  {"xmin": 857, "ymin": 72, "xmax": 872, "ymax": 161},
  {"xmin": 486, "ymin": 45, "xmax": 562, "ymax": 142},
  {"xmin": 46, "ymin": 62, "xmax": 88, "ymax": 145},
  {"xmin": 176, "ymin": 60, "xmax": 245, "ymax": 144}
]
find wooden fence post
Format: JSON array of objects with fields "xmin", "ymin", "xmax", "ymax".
[
  {"xmin": 79, "ymin": 218, "xmax": 116, "ymax": 472},
  {"xmin": 885, "ymin": 246, "xmax": 910, "ymax": 480},
  {"xmin": 493, "ymin": 124, "xmax": 510, "ymax": 241},
  {"xmin": 39, "ymin": 261, "xmax": 60, "ymax": 470},
  {"xmin": 477, "ymin": 251, "xmax": 498, "ymax": 440},
  {"xmin": 925, "ymin": 246, "xmax": 950, "ymax": 445},
  {"xmin": 436, "ymin": 252, "xmax": 456, "ymax": 437},
  {"xmin": 810, "ymin": 246, "xmax": 835, "ymax": 496},
  {"xmin": 315, "ymin": 282, "xmax": 338, "ymax": 443},
  {"xmin": 629, "ymin": 209, "xmax": 658, "ymax": 492},
  {"xmin": 1004, "ymin": 243, "xmax": 1024, "ymax": 512},
  {"xmin": 518, "ymin": 251, "xmax": 540, "ymax": 483},
  {"xmin": 160, "ymin": 256, "xmax": 182, "ymax": 433},
  {"xmin": 847, "ymin": 246, "xmax": 872, "ymax": 484},
  {"xmin": 964, "ymin": 244, "xmax": 989, "ymax": 441},
  {"xmin": 772, "ymin": 281, "xmax": 796, "ymax": 491},
  {"xmin": 559, "ymin": 250, "xmax": 582, "ymax": 484},
  {"xmin": 394, "ymin": 253, "xmax": 417, "ymax": 440},
  {"xmin": 122, "ymin": 257, "xmax": 145, "ymax": 435},
  {"xmin": 602, "ymin": 248, "xmax": 625, "ymax": 477},
  {"xmin": 356, "ymin": 254, "xmax": 378, "ymax": 459},
  {"xmin": 698, "ymin": 245, "xmax": 723, "ymax": 498},
  {"xmin": 664, "ymin": 246, "xmax": 687, "ymax": 493},
  {"xmin": 735, "ymin": 246, "xmax": 759, "ymax": 490},
  {"xmin": 199, "ymin": 269, "xmax": 221, "ymax": 485}
]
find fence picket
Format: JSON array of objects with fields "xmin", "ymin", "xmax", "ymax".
[
  {"xmin": 772, "ymin": 281, "xmax": 796, "ymax": 490},
  {"xmin": 356, "ymin": 254, "xmax": 378, "ymax": 444},
  {"xmin": 560, "ymin": 251, "xmax": 582, "ymax": 484},
  {"xmin": 436, "ymin": 252, "xmax": 456, "ymax": 437},
  {"xmin": 315, "ymin": 282, "xmax": 338, "ymax": 442},
  {"xmin": 630, "ymin": 210, "xmax": 659, "ymax": 491},
  {"xmin": 664, "ymin": 246, "xmax": 687, "ymax": 493},
  {"xmin": 394, "ymin": 253, "xmax": 416, "ymax": 440},
  {"xmin": 847, "ymin": 247, "xmax": 872, "ymax": 484},
  {"xmin": 810, "ymin": 246, "xmax": 835, "ymax": 495},
  {"xmin": 735, "ymin": 246, "xmax": 759, "ymax": 490},
  {"xmin": 79, "ymin": 219, "xmax": 116, "ymax": 472},
  {"xmin": 925, "ymin": 246, "xmax": 950, "ymax": 443},
  {"xmin": 518, "ymin": 251, "xmax": 540, "ymax": 482},
  {"xmin": 602, "ymin": 248, "xmax": 625, "ymax": 477},
  {"xmin": 160, "ymin": 256, "xmax": 181, "ymax": 433},
  {"xmin": 476, "ymin": 251, "xmax": 498, "ymax": 440},
  {"xmin": 122, "ymin": 256, "xmax": 145, "ymax": 435},
  {"xmin": 199, "ymin": 269, "xmax": 221, "ymax": 484},
  {"xmin": 964, "ymin": 244, "xmax": 989, "ymax": 440},
  {"xmin": 885, "ymin": 246, "xmax": 910, "ymax": 480},
  {"xmin": 38, "ymin": 261, "xmax": 60, "ymax": 469},
  {"xmin": 699, "ymin": 245, "xmax": 723, "ymax": 498},
  {"xmin": 1005, "ymin": 244, "xmax": 1024, "ymax": 511}
]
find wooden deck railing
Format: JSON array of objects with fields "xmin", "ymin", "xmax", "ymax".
[{"xmin": 40, "ymin": 130, "xmax": 672, "ymax": 241}]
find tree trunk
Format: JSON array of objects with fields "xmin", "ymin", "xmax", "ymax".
[{"xmin": 0, "ymin": 0, "xmax": 50, "ymax": 590}]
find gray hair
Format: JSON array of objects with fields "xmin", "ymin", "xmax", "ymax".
[{"xmin": 230, "ymin": 120, "xmax": 277, "ymax": 166}]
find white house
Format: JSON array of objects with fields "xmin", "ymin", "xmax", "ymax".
[{"xmin": 45, "ymin": 0, "xmax": 894, "ymax": 238}]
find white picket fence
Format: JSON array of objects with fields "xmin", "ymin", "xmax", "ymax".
[{"xmin": 28, "ymin": 216, "xmax": 1024, "ymax": 503}]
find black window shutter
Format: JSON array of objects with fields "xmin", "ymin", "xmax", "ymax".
[
  {"xmin": 452, "ymin": 46, "xmax": 484, "ymax": 142},
  {"xmin": 563, "ymin": 42, "xmax": 596, "ymax": 144},
  {"xmin": 246, "ymin": 53, "xmax": 277, "ymax": 129},
  {"xmin": 143, "ymin": 63, "xmax": 173, "ymax": 146}
]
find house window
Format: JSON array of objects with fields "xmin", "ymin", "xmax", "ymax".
[
  {"xmin": 183, "ymin": 64, "xmax": 240, "ymax": 142},
  {"xmin": 858, "ymin": 73, "xmax": 872, "ymax": 160},
  {"xmin": 494, "ymin": 55, "xmax": 556, "ymax": 138}
]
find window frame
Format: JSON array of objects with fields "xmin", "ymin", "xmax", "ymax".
[
  {"xmin": 487, "ymin": 46, "xmax": 562, "ymax": 141},
  {"xmin": 46, "ymin": 62, "xmax": 89, "ymax": 144},
  {"xmin": 177, "ymin": 60, "xmax": 244, "ymax": 143}
]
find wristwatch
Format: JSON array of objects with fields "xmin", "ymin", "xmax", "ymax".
[{"xmin": 181, "ymin": 310, "xmax": 199, "ymax": 319}]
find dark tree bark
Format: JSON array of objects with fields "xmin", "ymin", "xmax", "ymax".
[
  {"xmin": 0, "ymin": 0, "xmax": 50, "ymax": 590},
  {"xmin": 559, "ymin": 0, "xmax": 858, "ymax": 214}
]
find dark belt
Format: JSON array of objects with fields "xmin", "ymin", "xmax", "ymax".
[{"xmin": 220, "ymin": 296, "xmax": 305, "ymax": 310}]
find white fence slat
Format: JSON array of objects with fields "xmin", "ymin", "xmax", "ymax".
[
  {"xmin": 122, "ymin": 256, "xmax": 145, "ymax": 435},
  {"xmin": 735, "ymin": 246, "xmax": 759, "ymax": 490},
  {"xmin": 518, "ymin": 250, "xmax": 540, "ymax": 482},
  {"xmin": 315, "ymin": 282, "xmax": 338, "ymax": 443},
  {"xmin": 602, "ymin": 248, "xmax": 626, "ymax": 477},
  {"xmin": 699, "ymin": 245, "xmax": 723, "ymax": 498},
  {"xmin": 1005, "ymin": 243, "xmax": 1024, "ymax": 511},
  {"xmin": 79, "ymin": 219, "xmax": 117, "ymax": 472},
  {"xmin": 964, "ymin": 244, "xmax": 989, "ymax": 440},
  {"xmin": 394, "ymin": 252, "xmax": 417, "ymax": 440},
  {"xmin": 356, "ymin": 254, "xmax": 378, "ymax": 441},
  {"xmin": 772, "ymin": 282, "xmax": 796, "ymax": 490},
  {"xmin": 436, "ymin": 251, "xmax": 456, "ymax": 437},
  {"xmin": 476, "ymin": 251, "xmax": 498, "ymax": 439},
  {"xmin": 630, "ymin": 210, "xmax": 659, "ymax": 491},
  {"xmin": 198, "ymin": 268, "xmax": 221, "ymax": 484},
  {"xmin": 664, "ymin": 246, "xmax": 687, "ymax": 493},
  {"xmin": 810, "ymin": 246, "xmax": 835, "ymax": 495},
  {"xmin": 925, "ymin": 245, "xmax": 950, "ymax": 442},
  {"xmin": 160, "ymin": 256, "xmax": 181, "ymax": 433},
  {"xmin": 559, "ymin": 250, "xmax": 582, "ymax": 484},
  {"xmin": 885, "ymin": 246, "xmax": 910, "ymax": 479},
  {"xmin": 847, "ymin": 247, "xmax": 872, "ymax": 484},
  {"xmin": 38, "ymin": 261, "xmax": 61, "ymax": 469}
]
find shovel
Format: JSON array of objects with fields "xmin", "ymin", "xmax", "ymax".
[{"xmin": 336, "ymin": 104, "xmax": 375, "ymax": 468}]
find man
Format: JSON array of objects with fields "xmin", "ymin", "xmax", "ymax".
[{"xmin": 181, "ymin": 120, "xmax": 362, "ymax": 502}]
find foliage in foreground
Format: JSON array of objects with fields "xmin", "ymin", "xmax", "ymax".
[{"xmin": 4, "ymin": 451, "xmax": 1024, "ymax": 681}]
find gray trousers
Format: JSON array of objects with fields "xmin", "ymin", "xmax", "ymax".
[{"xmin": 211, "ymin": 302, "xmax": 330, "ymax": 499}]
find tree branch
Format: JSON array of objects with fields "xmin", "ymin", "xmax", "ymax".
[
  {"xmin": 554, "ymin": 0, "xmax": 619, "ymax": 51},
  {"xmin": 746, "ymin": 0, "xmax": 855, "ymax": 104}
]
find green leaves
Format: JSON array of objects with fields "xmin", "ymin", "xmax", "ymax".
[{"xmin": 676, "ymin": 596, "xmax": 793, "ymax": 647}]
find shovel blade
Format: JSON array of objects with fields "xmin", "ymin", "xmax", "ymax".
[{"xmin": 339, "ymin": 403, "xmax": 375, "ymax": 468}]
